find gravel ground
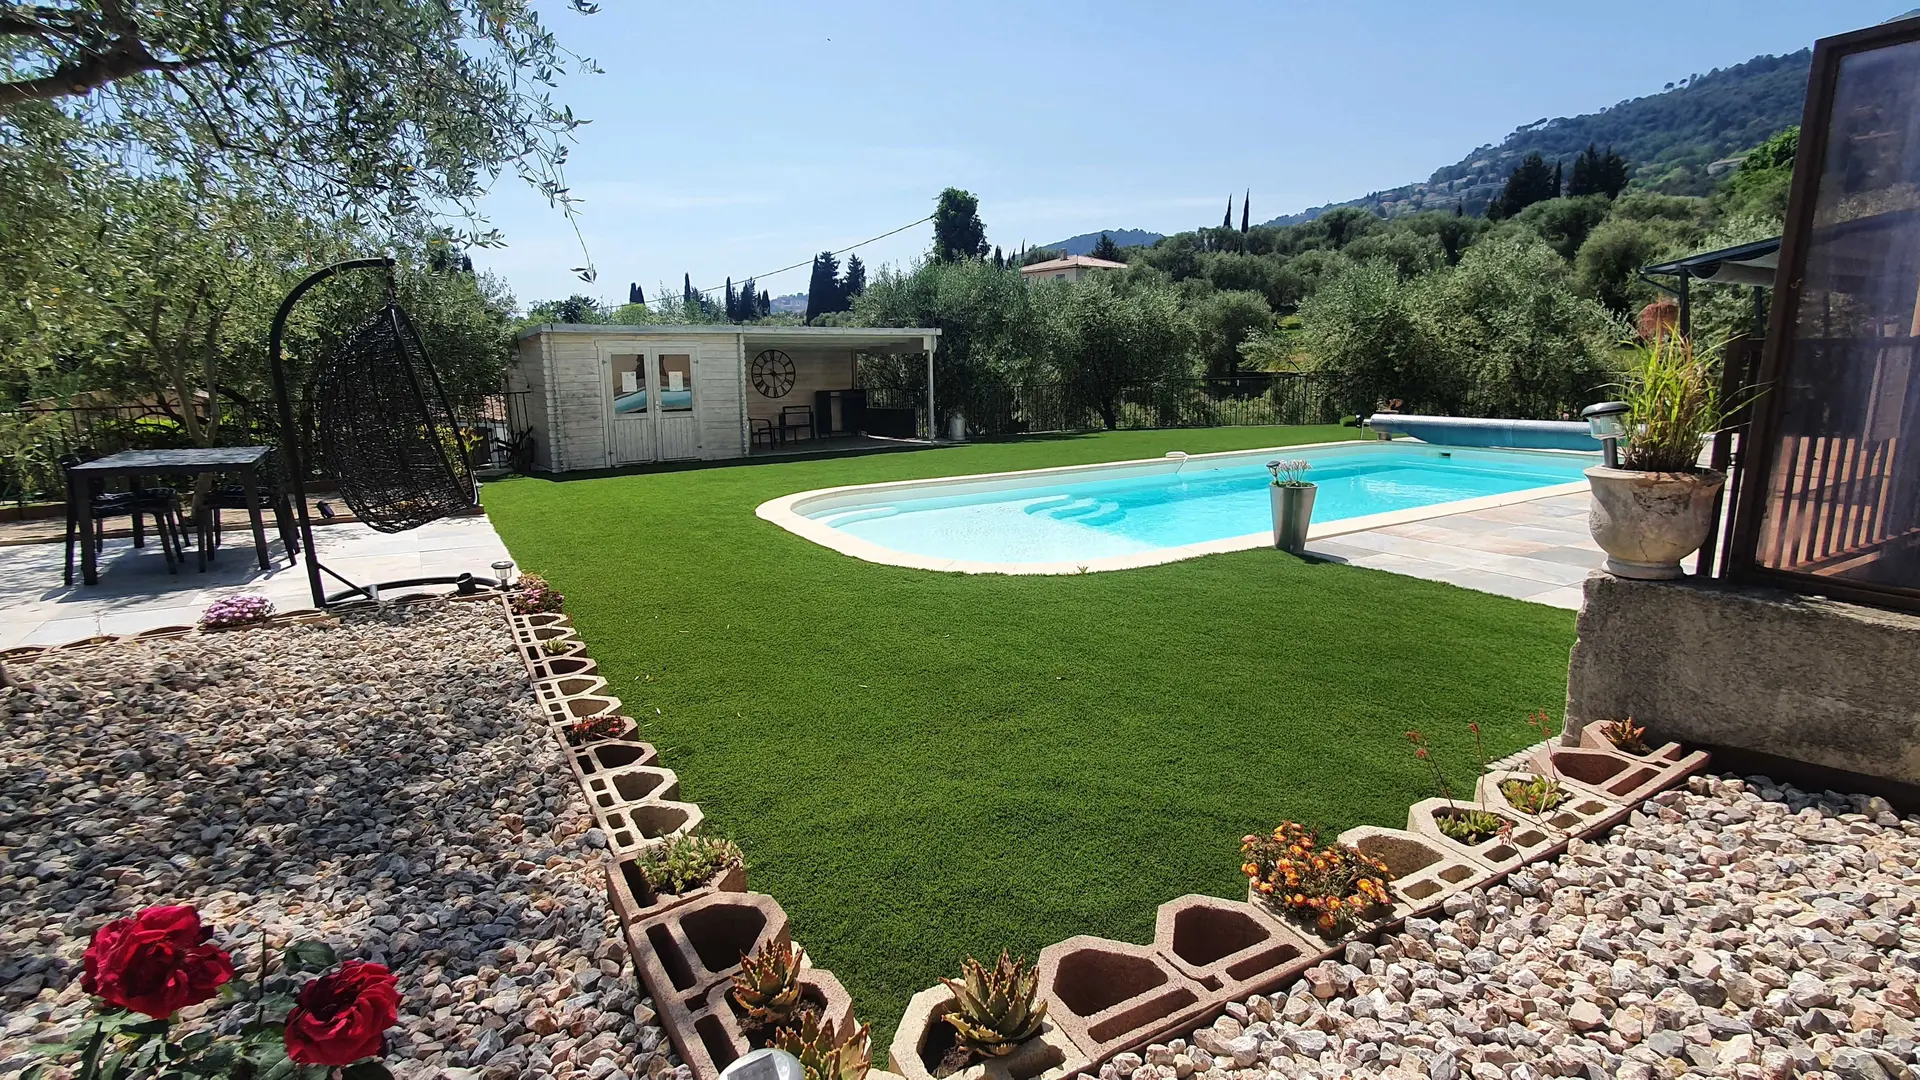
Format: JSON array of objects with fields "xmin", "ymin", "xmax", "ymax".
[
  {"xmin": 1125, "ymin": 775, "xmax": 1920, "ymax": 1080},
  {"xmin": 0, "ymin": 601, "xmax": 679, "ymax": 1080}
]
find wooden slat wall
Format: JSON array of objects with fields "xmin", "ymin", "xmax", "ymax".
[{"xmin": 1759, "ymin": 433, "xmax": 1902, "ymax": 571}]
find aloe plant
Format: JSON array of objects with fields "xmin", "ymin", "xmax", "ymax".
[
  {"xmin": 940, "ymin": 951, "xmax": 1047, "ymax": 1058},
  {"xmin": 773, "ymin": 1013, "xmax": 871, "ymax": 1080},
  {"xmin": 730, "ymin": 941, "xmax": 802, "ymax": 1030}
]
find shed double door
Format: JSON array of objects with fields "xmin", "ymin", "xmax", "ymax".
[{"xmin": 602, "ymin": 343, "xmax": 699, "ymax": 465}]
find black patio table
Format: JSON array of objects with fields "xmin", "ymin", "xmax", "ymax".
[{"xmin": 67, "ymin": 446, "xmax": 278, "ymax": 585}]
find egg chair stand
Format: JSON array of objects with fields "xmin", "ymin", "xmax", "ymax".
[{"xmin": 268, "ymin": 257, "xmax": 503, "ymax": 608}]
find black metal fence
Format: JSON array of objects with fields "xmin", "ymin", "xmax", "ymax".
[{"xmin": 865, "ymin": 373, "xmax": 1344, "ymax": 439}]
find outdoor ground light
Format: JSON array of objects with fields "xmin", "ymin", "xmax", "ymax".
[
  {"xmin": 718, "ymin": 1048, "xmax": 802, "ymax": 1080},
  {"xmin": 1582, "ymin": 401, "xmax": 1629, "ymax": 467},
  {"xmin": 491, "ymin": 559, "xmax": 516, "ymax": 587}
]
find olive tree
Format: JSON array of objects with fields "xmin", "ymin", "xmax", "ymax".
[{"xmin": 0, "ymin": 0, "xmax": 600, "ymax": 260}]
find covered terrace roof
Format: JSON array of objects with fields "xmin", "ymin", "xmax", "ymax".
[{"xmin": 1641, "ymin": 237, "xmax": 1782, "ymax": 288}]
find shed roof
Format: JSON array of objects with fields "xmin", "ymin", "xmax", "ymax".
[
  {"xmin": 515, "ymin": 324, "xmax": 940, "ymax": 353},
  {"xmin": 1018, "ymin": 254, "xmax": 1130, "ymax": 275}
]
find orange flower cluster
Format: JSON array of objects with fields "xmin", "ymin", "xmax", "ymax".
[{"xmin": 1240, "ymin": 822, "xmax": 1393, "ymax": 932}]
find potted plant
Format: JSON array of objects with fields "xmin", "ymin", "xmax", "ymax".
[
  {"xmin": 1266, "ymin": 458, "xmax": 1315, "ymax": 554},
  {"xmin": 1581, "ymin": 332, "xmax": 1736, "ymax": 580}
]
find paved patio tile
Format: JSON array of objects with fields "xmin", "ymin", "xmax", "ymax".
[
  {"xmin": 1415, "ymin": 565, "xmax": 1565, "ymax": 602},
  {"xmin": 0, "ymin": 516, "xmax": 511, "ymax": 645}
]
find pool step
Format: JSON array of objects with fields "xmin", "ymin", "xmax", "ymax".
[
  {"xmin": 1043, "ymin": 496, "xmax": 1125, "ymax": 525},
  {"xmin": 816, "ymin": 505, "xmax": 900, "ymax": 528}
]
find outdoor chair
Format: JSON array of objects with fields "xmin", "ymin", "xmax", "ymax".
[
  {"xmin": 779, "ymin": 405, "xmax": 815, "ymax": 444},
  {"xmin": 61, "ymin": 454, "xmax": 188, "ymax": 584},
  {"xmin": 750, "ymin": 417, "xmax": 776, "ymax": 449},
  {"xmin": 197, "ymin": 451, "xmax": 299, "ymax": 567}
]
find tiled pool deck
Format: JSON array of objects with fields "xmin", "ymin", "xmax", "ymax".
[{"xmin": 1307, "ymin": 491, "xmax": 1610, "ymax": 609}]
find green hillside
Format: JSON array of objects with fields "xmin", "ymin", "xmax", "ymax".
[{"xmin": 1269, "ymin": 49, "xmax": 1811, "ymax": 224}]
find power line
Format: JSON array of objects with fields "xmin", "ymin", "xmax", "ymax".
[{"xmin": 634, "ymin": 213, "xmax": 934, "ymax": 307}]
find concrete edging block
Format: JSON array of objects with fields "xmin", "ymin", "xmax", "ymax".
[
  {"xmin": 584, "ymin": 764, "xmax": 682, "ymax": 813},
  {"xmin": 626, "ymin": 891, "xmax": 792, "ymax": 1040},
  {"xmin": 1405, "ymin": 797, "xmax": 1562, "ymax": 876},
  {"xmin": 678, "ymin": 957, "xmax": 859, "ymax": 1078},
  {"xmin": 1476, "ymin": 770, "xmax": 1632, "ymax": 842},
  {"xmin": 1151, "ymin": 895, "xmax": 1317, "ymax": 1000},
  {"xmin": 608, "ymin": 859, "xmax": 746, "ymax": 927},
  {"xmin": 889, "ymin": 985, "xmax": 1086, "ymax": 1080},
  {"xmin": 548, "ymin": 691, "xmax": 624, "ymax": 724},
  {"xmin": 600, "ymin": 799, "xmax": 704, "ymax": 856},
  {"xmin": 1334, "ymin": 825, "xmax": 1495, "ymax": 919},
  {"xmin": 1036, "ymin": 936, "xmax": 1209, "ymax": 1064},
  {"xmin": 1531, "ymin": 740, "xmax": 1708, "ymax": 806}
]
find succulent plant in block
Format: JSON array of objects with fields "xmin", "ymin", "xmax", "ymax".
[
  {"xmin": 1242, "ymin": 822, "xmax": 1392, "ymax": 933},
  {"xmin": 511, "ymin": 573, "xmax": 564, "ymax": 615},
  {"xmin": 1435, "ymin": 807, "xmax": 1508, "ymax": 845},
  {"xmin": 773, "ymin": 1013, "xmax": 871, "ymax": 1080},
  {"xmin": 1598, "ymin": 717, "xmax": 1649, "ymax": 755},
  {"xmin": 731, "ymin": 940, "xmax": 803, "ymax": 1031},
  {"xmin": 940, "ymin": 951, "xmax": 1047, "ymax": 1059},
  {"xmin": 637, "ymin": 833, "xmax": 744, "ymax": 895},
  {"xmin": 1499, "ymin": 774, "xmax": 1568, "ymax": 815}
]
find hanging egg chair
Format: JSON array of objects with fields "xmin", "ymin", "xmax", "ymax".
[
  {"xmin": 268, "ymin": 257, "xmax": 494, "ymax": 607},
  {"xmin": 313, "ymin": 301, "xmax": 476, "ymax": 533}
]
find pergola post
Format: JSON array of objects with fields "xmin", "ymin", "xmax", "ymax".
[{"xmin": 924, "ymin": 335, "xmax": 938, "ymax": 441}]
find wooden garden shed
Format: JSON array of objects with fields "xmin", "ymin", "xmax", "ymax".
[{"xmin": 509, "ymin": 324, "xmax": 940, "ymax": 472}]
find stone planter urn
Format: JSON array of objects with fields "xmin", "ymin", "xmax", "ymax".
[
  {"xmin": 1269, "ymin": 483, "xmax": 1316, "ymax": 554},
  {"xmin": 1583, "ymin": 466, "xmax": 1724, "ymax": 580}
]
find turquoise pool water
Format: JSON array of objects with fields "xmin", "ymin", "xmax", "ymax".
[{"xmin": 803, "ymin": 444, "xmax": 1592, "ymax": 566}]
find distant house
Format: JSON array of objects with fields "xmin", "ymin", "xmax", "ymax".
[{"xmin": 1018, "ymin": 254, "xmax": 1129, "ymax": 283}]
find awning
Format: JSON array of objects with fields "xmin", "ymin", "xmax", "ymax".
[{"xmin": 1641, "ymin": 237, "xmax": 1781, "ymax": 289}]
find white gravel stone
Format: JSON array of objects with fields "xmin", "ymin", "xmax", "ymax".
[
  {"xmin": 1169, "ymin": 773, "xmax": 1920, "ymax": 1080},
  {"xmin": 0, "ymin": 602, "xmax": 673, "ymax": 1080}
]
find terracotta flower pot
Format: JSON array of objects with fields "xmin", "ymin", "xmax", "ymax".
[{"xmin": 1584, "ymin": 466, "xmax": 1725, "ymax": 580}]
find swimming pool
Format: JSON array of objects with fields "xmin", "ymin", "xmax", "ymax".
[{"xmin": 758, "ymin": 441, "xmax": 1596, "ymax": 573}]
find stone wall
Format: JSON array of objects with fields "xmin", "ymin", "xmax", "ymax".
[{"xmin": 1564, "ymin": 571, "xmax": 1920, "ymax": 786}]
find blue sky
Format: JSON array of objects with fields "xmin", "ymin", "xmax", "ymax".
[{"xmin": 473, "ymin": 1, "xmax": 1894, "ymax": 309}]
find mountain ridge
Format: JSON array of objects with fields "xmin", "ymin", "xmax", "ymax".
[{"xmin": 1048, "ymin": 45, "xmax": 1813, "ymax": 245}]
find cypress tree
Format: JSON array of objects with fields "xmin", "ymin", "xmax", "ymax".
[
  {"xmin": 739, "ymin": 277, "xmax": 757, "ymax": 321},
  {"xmin": 683, "ymin": 273, "xmax": 695, "ymax": 305},
  {"xmin": 724, "ymin": 278, "xmax": 737, "ymax": 321},
  {"xmin": 628, "ymin": 282, "xmax": 641, "ymax": 304},
  {"xmin": 1221, "ymin": 196, "xmax": 1233, "ymax": 230},
  {"xmin": 1240, "ymin": 189, "xmax": 1250, "ymax": 233},
  {"xmin": 804, "ymin": 251, "xmax": 842, "ymax": 322},
  {"xmin": 1488, "ymin": 152, "xmax": 1558, "ymax": 219},
  {"xmin": 1599, "ymin": 147, "xmax": 1630, "ymax": 199},
  {"xmin": 759, "ymin": 290, "xmax": 770, "ymax": 317},
  {"xmin": 840, "ymin": 254, "xmax": 866, "ymax": 302},
  {"xmin": 1552, "ymin": 161, "xmax": 1563, "ymax": 197}
]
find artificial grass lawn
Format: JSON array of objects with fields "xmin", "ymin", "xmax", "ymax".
[{"xmin": 482, "ymin": 426, "xmax": 1577, "ymax": 1040}]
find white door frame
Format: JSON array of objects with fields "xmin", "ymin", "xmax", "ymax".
[
  {"xmin": 602, "ymin": 342, "xmax": 656, "ymax": 466},
  {"xmin": 649, "ymin": 342, "xmax": 701, "ymax": 461}
]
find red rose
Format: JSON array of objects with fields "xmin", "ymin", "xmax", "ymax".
[
  {"xmin": 284, "ymin": 961, "xmax": 400, "ymax": 1066},
  {"xmin": 81, "ymin": 905, "xmax": 234, "ymax": 1019}
]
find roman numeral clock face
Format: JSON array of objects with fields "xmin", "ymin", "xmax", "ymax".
[{"xmin": 751, "ymin": 349, "xmax": 796, "ymax": 398}]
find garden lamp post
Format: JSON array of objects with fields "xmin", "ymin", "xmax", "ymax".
[{"xmin": 1582, "ymin": 401, "xmax": 1630, "ymax": 468}]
